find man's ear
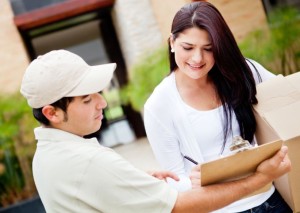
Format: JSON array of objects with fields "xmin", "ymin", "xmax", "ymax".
[{"xmin": 42, "ymin": 105, "xmax": 63, "ymax": 124}]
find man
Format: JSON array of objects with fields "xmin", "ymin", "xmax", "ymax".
[{"xmin": 20, "ymin": 49, "xmax": 291, "ymax": 213}]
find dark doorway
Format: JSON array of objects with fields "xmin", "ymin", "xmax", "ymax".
[{"xmin": 12, "ymin": 0, "xmax": 146, "ymax": 146}]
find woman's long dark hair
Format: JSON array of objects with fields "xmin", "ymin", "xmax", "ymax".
[{"xmin": 169, "ymin": 2, "xmax": 259, "ymax": 152}]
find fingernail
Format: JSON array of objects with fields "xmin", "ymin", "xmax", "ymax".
[{"xmin": 281, "ymin": 146, "xmax": 288, "ymax": 154}]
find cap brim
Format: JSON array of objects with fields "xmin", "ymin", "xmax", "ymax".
[{"xmin": 66, "ymin": 63, "xmax": 116, "ymax": 97}]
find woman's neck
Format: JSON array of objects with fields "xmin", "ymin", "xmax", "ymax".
[{"xmin": 174, "ymin": 70, "xmax": 220, "ymax": 110}]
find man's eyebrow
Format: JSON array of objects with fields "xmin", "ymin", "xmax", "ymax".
[{"xmin": 80, "ymin": 95, "xmax": 89, "ymax": 99}]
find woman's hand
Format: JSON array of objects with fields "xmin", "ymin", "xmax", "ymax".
[
  {"xmin": 148, "ymin": 170, "xmax": 180, "ymax": 182},
  {"xmin": 189, "ymin": 164, "xmax": 202, "ymax": 189}
]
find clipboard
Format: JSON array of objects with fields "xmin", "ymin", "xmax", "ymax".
[{"xmin": 201, "ymin": 140, "xmax": 282, "ymax": 186}]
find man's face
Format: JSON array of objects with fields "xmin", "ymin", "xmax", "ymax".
[{"xmin": 59, "ymin": 93, "xmax": 107, "ymax": 137}]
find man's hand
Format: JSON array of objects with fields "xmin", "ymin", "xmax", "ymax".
[
  {"xmin": 256, "ymin": 146, "xmax": 291, "ymax": 181},
  {"xmin": 148, "ymin": 170, "xmax": 180, "ymax": 182},
  {"xmin": 189, "ymin": 164, "xmax": 201, "ymax": 189}
]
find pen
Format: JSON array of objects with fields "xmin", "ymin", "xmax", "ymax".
[{"xmin": 183, "ymin": 155, "xmax": 198, "ymax": 165}]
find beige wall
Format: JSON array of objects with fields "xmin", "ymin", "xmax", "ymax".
[
  {"xmin": 208, "ymin": 0, "xmax": 268, "ymax": 42},
  {"xmin": 151, "ymin": 0, "xmax": 268, "ymax": 43},
  {"xmin": 0, "ymin": 0, "xmax": 29, "ymax": 95},
  {"xmin": 150, "ymin": 0, "xmax": 189, "ymax": 43},
  {"xmin": 0, "ymin": 0, "xmax": 268, "ymax": 94},
  {"xmin": 112, "ymin": 0, "xmax": 164, "ymax": 70}
]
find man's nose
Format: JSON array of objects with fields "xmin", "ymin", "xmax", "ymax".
[{"xmin": 96, "ymin": 93, "xmax": 107, "ymax": 109}]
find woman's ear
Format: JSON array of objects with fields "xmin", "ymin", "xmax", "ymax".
[
  {"xmin": 169, "ymin": 34, "xmax": 175, "ymax": 52},
  {"xmin": 42, "ymin": 105, "xmax": 63, "ymax": 124}
]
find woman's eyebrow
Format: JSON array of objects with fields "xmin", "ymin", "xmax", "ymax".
[
  {"xmin": 181, "ymin": 42, "xmax": 212, "ymax": 46},
  {"xmin": 181, "ymin": 42, "xmax": 193, "ymax": 45}
]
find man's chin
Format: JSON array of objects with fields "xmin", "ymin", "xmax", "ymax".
[{"xmin": 83, "ymin": 125, "xmax": 102, "ymax": 139}]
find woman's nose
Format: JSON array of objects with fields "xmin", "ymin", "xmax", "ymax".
[{"xmin": 192, "ymin": 50, "xmax": 202, "ymax": 62}]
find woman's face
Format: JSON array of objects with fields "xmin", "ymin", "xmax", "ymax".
[{"xmin": 170, "ymin": 27, "xmax": 215, "ymax": 80}]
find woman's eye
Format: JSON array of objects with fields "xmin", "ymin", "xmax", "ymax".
[
  {"xmin": 204, "ymin": 48, "xmax": 212, "ymax": 52},
  {"xmin": 183, "ymin": 47, "xmax": 192, "ymax": 51}
]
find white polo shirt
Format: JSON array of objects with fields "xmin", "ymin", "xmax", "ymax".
[{"xmin": 33, "ymin": 127, "xmax": 177, "ymax": 213}]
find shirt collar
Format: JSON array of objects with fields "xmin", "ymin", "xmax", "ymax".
[{"xmin": 34, "ymin": 126, "xmax": 98, "ymax": 144}]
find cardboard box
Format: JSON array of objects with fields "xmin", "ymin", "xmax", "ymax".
[{"xmin": 254, "ymin": 72, "xmax": 300, "ymax": 212}]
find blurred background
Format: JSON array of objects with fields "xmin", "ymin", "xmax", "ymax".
[{"xmin": 0, "ymin": 0, "xmax": 299, "ymax": 212}]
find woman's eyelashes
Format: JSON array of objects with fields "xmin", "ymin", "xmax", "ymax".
[
  {"xmin": 181, "ymin": 45, "xmax": 193, "ymax": 51},
  {"xmin": 204, "ymin": 48, "xmax": 212, "ymax": 52},
  {"xmin": 181, "ymin": 45, "xmax": 212, "ymax": 52}
]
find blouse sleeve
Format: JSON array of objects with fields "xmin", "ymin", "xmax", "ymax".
[
  {"xmin": 143, "ymin": 107, "xmax": 192, "ymax": 191},
  {"xmin": 246, "ymin": 58, "xmax": 276, "ymax": 84}
]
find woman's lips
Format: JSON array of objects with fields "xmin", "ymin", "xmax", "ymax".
[{"xmin": 188, "ymin": 63, "xmax": 205, "ymax": 69}]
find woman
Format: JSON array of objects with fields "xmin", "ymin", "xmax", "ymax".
[{"xmin": 144, "ymin": 2, "xmax": 291, "ymax": 213}]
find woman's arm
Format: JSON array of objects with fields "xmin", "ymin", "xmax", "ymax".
[
  {"xmin": 144, "ymin": 107, "xmax": 192, "ymax": 191},
  {"xmin": 246, "ymin": 58, "xmax": 275, "ymax": 83}
]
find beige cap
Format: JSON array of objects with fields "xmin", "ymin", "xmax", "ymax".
[{"xmin": 20, "ymin": 49, "xmax": 116, "ymax": 108}]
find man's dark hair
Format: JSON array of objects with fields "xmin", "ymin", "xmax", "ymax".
[{"xmin": 32, "ymin": 97, "xmax": 74, "ymax": 126}]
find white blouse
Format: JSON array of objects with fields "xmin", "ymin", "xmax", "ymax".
[{"xmin": 144, "ymin": 59, "xmax": 276, "ymax": 212}]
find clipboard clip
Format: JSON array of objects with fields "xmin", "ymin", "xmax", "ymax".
[{"xmin": 229, "ymin": 136, "xmax": 253, "ymax": 154}]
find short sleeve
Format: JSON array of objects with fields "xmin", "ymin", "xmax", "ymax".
[{"xmin": 78, "ymin": 150, "xmax": 178, "ymax": 213}]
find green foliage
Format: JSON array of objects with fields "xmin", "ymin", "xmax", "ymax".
[
  {"xmin": 121, "ymin": 46, "xmax": 170, "ymax": 111},
  {"xmin": 239, "ymin": 6, "xmax": 300, "ymax": 75},
  {"xmin": 102, "ymin": 88, "xmax": 124, "ymax": 120},
  {"xmin": 0, "ymin": 93, "xmax": 38, "ymax": 207}
]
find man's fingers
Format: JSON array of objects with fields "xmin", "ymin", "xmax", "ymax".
[
  {"xmin": 272, "ymin": 146, "xmax": 288, "ymax": 166},
  {"xmin": 191, "ymin": 164, "xmax": 201, "ymax": 172},
  {"xmin": 279, "ymin": 146, "xmax": 288, "ymax": 159}
]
